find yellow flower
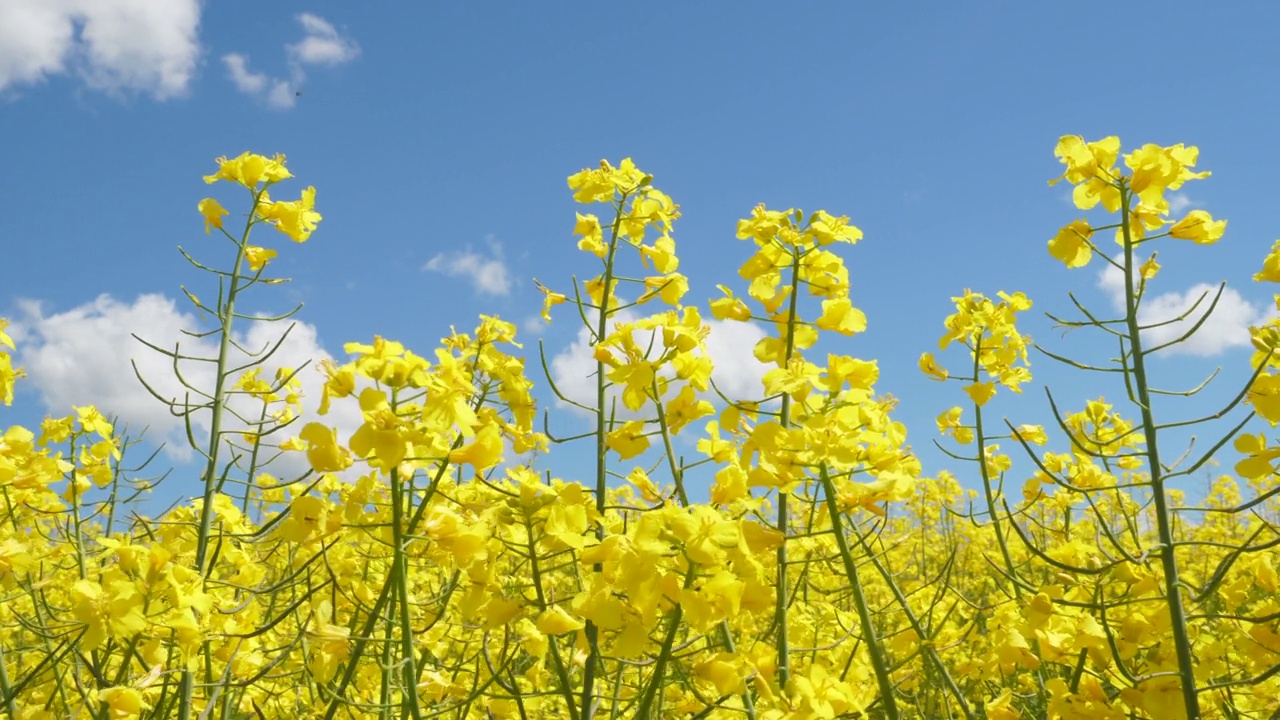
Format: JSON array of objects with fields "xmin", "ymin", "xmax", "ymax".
[
  {"xmin": 606, "ymin": 420, "xmax": 650, "ymax": 460},
  {"xmin": 964, "ymin": 381, "xmax": 997, "ymax": 407},
  {"xmin": 448, "ymin": 423, "xmax": 504, "ymax": 471},
  {"xmin": 1139, "ymin": 252, "xmax": 1161, "ymax": 281},
  {"xmin": 1011, "ymin": 424, "xmax": 1047, "ymax": 445},
  {"xmin": 244, "ymin": 245, "xmax": 278, "ymax": 272},
  {"xmin": 534, "ymin": 280, "xmax": 566, "ymax": 322},
  {"xmin": 709, "ymin": 284, "xmax": 752, "ymax": 321},
  {"xmin": 287, "ymin": 422, "xmax": 353, "ymax": 473},
  {"xmin": 663, "ymin": 385, "xmax": 713, "ymax": 435},
  {"xmin": 203, "ymin": 151, "xmax": 292, "ymax": 188},
  {"xmin": 258, "ymin": 186, "xmax": 321, "ymax": 242},
  {"xmin": 1254, "ymin": 240, "xmax": 1280, "ymax": 282},
  {"xmin": 76, "ymin": 405, "xmax": 114, "ymax": 439},
  {"xmin": 1052, "ymin": 135, "xmax": 1120, "ymax": 185},
  {"xmin": 71, "ymin": 577, "xmax": 147, "ymax": 651},
  {"xmin": 1168, "ymin": 209, "xmax": 1226, "ymax": 244},
  {"xmin": 349, "ymin": 388, "xmax": 408, "ymax": 469},
  {"xmin": 815, "ymin": 297, "xmax": 867, "ymax": 336},
  {"xmin": 1234, "ymin": 433, "xmax": 1280, "ymax": 479},
  {"xmin": 536, "ymin": 606, "xmax": 585, "ymax": 635},
  {"xmin": 918, "ymin": 352, "xmax": 948, "ymax": 381},
  {"xmin": 807, "ymin": 210, "xmax": 863, "ymax": 245},
  {"xmin": 693, "ymin": 654, "xmax": 744, "ymax": 696},
  {"xmin": 197, "ymin": 198, "xmax": 229, "ymax": 233},
  {"xmin": 639, "ymin": 235, "xmax": 679, "ymax": 272},
  {"xmin": 1125, "ymin": 142, "xmax": 1209, "ymax": 205},
  {"xmin": 98, "ymin": 686, "xmax": 146, "ymax": 718},
  {"xmin": 1047, "ymin": 219, "xmax": 1093, "ymax": 268},
  {"xmin": 317, "ymin": 360, "xmax": 356, "ymax": 415},
  {"xmin": 710, "ymin": 463, "xmax": 748, "ymax": 505},
  {"xmin": 280, "ymin": 495, "xmax": 329, "ymax": 543},
  {"xmin": 1247, "ymin": 372, "xmax": 1280, "ymax": 425},
  {"xmin": 573, "ymin": 212, "xmax": 606, "ymax": 257}
]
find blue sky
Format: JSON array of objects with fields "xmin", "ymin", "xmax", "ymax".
[{"xmin": 4, "ymin": 1, "xmax": 1280, "ymax": 505}]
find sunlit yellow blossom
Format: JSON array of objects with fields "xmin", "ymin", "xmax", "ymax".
[
  {"xmin": 71, "ymin": 577, "xmax": 147, "ymax": 650},
  {"xmin": 807, "ymin": 210, "xmax": 863, "ymax": 245},
  {"xmin": 606, "ymin": 420, "xmax": 649, "ymax": 460},
  {"xmin": 244, "ymin": 245, "xmax": 277, "ymax": 272},
  {"xmin": 815, "ymin": 297, "xmax": 867, "ymax": 336},
  {"xmin": 573, "ymin": 212, "xmax": 606, "ymax": 257},
  {"xmin": 919, "ymin": 352, "xmax": 948, "ymax": 381},
  {"xmin": 97, "ymin": 686, "xmax": 146, "ymax": 719},
  {"xmin": 448, "ymin": 423, "xmax": 504, "ymax": 471},
  {"xmin": 280, "ymin": 495, "xmax": 329, "ymax": 543},
  {"xmin": 1233, "ymin": 433, "xmax": 1280, "ymax": 480},
  {"xmin": 1048, "ymin": 219, "xmax": 1093, "ymax": 268},
  {"xmin": 1139, "ymin": 253, "xmax": 1160, "ymax": 281},
  {"xmin": 1247, "ymin": 372, "xmax": 1280, "ymax": 425},
  {"xmin": 1253, "ymin": 239, "xmax": 1280, "ymax": 283},
  {"xmin": 1011, "ymin": 424, "xmax": 1047, "ymax": 445},
  {"xmin": 964, "ymin": 381, "xmax": 996, "ymax": 406},
  {"xmin": 285, "ymin": 422, "xmax": 353, "ymax": 473},
  {"xmin": 1168, "ymin": 209, "xmax": 1226, "ymax": 244},
  {"xmin": 536, "ymin": 606, "xmax": 585, "ymax": 636},
  {"xmin": 936, "ymin": 407, "xmax": 974, "ymax": 444},
  {"xmin": 535, "ymin": 280, "xmax": 567, "ymax": 322},
  {"xmin": 197, "ymin": 198, "xmax": 229, "ymax": 233},
  {"xmin": 1052, "ymin": 135, "xmax": 1123, "ymax": 211},
  {"xmin": 1125, "ymin": 142, "xmax": 1209, "ymax": 206},
  {"xmin": 203, "ymin": 151, "xmax": 292, "ymax": 188},
  {"xmin": 258, "ymin": 186, "xmax": 321, "ymax": 242}
]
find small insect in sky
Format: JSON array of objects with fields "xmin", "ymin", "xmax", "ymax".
[{"xmin": 295, "ymin": 88, "xmax": 303, "ymax": 97}]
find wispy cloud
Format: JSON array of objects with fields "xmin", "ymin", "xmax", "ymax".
[
  {"xmin": 289, "ymin": 14, "xmax": 360, "ymax": 66},
  {"xmin": 1167, "ymin": 192, "xmax": 1195, "ymax": 214},
  {"xmin": 423, "ymin": 240, "xmax": 513, "ymax": 296},
  {"xmin": 222, "ymin": 13, "xmax": 359, "ymax": 109}
]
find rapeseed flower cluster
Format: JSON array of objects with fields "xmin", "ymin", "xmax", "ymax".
[{"xmin": 0, "ymin": 143, "xmax": 1277, "ymax": 720}]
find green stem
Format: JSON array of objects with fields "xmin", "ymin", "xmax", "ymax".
[
  {"xmin": 633, "ymin": 566, "xmax": 696, "ymax": 719},
  {"xmin": 179, "ymin": 186, "xmax": 256, "ymax": 720},
  {"xmin": 0, "ymin": 644, "xmax": 18, "ymax": 718},
  {"xmin": 818, "ymin": 467, "xmax": 899, "ymax": 719},
  {"xmin": 523, "ymin": 511, "xmax": 582, "ymax": 720},
  {"xmin": 774, "ymin": 247, "xmax": 803, "ymax": 692},
  {"xmin": 1117, "ymin": 184, "xmax": 1201, "ymax": 719},
  {"xmin": 583, "ymin": 191, "xmax": 628, "ymax": 719},
  {"xmin": 389, "ymin": 455, "xmax": 423, "ymax": 719}
]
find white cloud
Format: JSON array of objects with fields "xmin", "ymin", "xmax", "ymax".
[
  {"xmin": 222, "ymin": 13, "xmax": 358, "ymax": 109},
  {"xmin": 265, "ymin": 78, "xmax": 296, "ymax": 110},
  {"xmin": 13, "ymin": 293, "xmax": 364, "ymax": 481},
  {"xmin": 1097, "ymin": 258, "xmax": 1274, "ymax": 356},
  {"xmin": 701, "ymin": 320, "xmax": 771, "ymax": 399},
  {"xmin": 222, "ymin": 54, "xmax": 297, "ymax": 110},
  {"xmin": 423, "ymin": 241, "xmax": 512, "ymax": 296},
  {"xmin": 222, "ymin": 53, "xmax": 266, "ymax": 94},
  {"xmin": 0, "ymin": 0, "xmax": 202, "ymax": 99},
  {"xmin": 288, "ymin": 13, "xmax": 360, "ymax": 66},
  {"xmin": 1167, "ymin": 192, "xmax": 1195, "ymax": 214},
  {"xmin": 548, "ymin": 312, "xmax": 770, "ymax": 416},
  {"xmin": 521, "ymin": 316, "xmax": 548, "ymax": 337}
]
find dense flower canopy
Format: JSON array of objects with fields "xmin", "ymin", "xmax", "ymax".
[{"xmin": 0, "ymin": 143, "xmax": 1278, "ymax": 719}]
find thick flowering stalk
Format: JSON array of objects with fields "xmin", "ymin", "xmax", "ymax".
[
  {"xmin": 1115, "ymin": 180, "xmax": 1200, "ymax": 719},
  {"xmin": 166, "ymin": 152, "xmax": 319, "ymax": 718},
  {"xmin": 1037, "ymin": 136, "xmax": 1229, "ymax": 720},
  {"xmin": 717, "ymin": 205, "xmax": 919, "ymax": 715}
]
